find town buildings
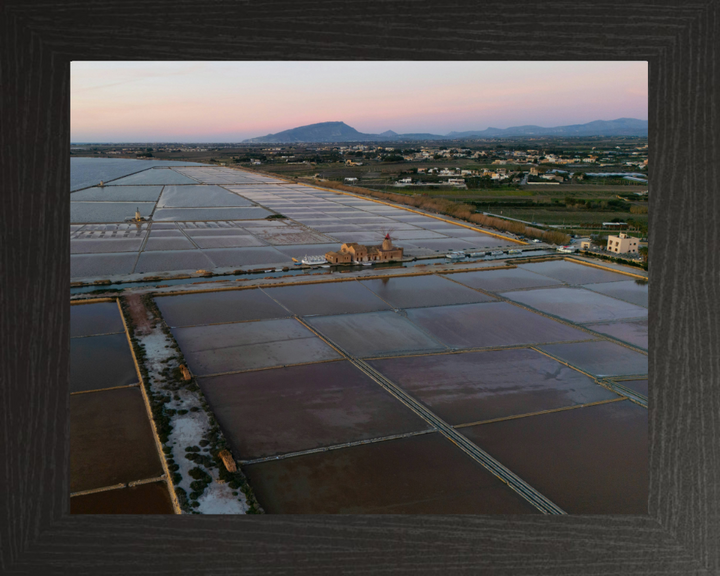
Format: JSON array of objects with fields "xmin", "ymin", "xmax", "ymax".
[{"xmin": 607, "ymin": 232, "xmax": 639, "ymax": 254}]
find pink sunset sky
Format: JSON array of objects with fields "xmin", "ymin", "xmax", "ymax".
[{"xmin": 71, "ymin": 61, "xmax": 648, "ymax": 142}]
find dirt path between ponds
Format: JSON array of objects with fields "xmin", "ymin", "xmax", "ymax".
[{"xmin": 124, "ymin": 294, "xmax": 153, "ymax": 335}]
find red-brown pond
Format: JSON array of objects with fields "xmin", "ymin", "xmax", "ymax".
[
  {"xmin": 199, "ymin": 361, "xmax": 430, "ymax": 460},
  {"xmin": 244, "ymin": 433, "xmax": 540, "ymax": 514},
  {"xmin": 71, "ymin": 388, "xmax": 163, "ymax": 493},
  {"xmin": 70, "ymin": 333, "xmax": 139, "ymax": 393},
  {"xmin": 460, "ymin": 400, "xmax": 648, "ymax": 514},
  {"xmin": 70, "ymin": 301, "xmax": 125, "ymax": 337},
  {"xmin": 445, "ymin": 267, "xmax": 564, "ymax": 293},
  {"xmin": 617, "ymin": 379, "xmax": 648, "ymax": 396},
  {"xmin": 263, "ymin": 281, "xmax": 390, "ymax": 316},
  {"xmin": 360, "ymin": 274, "xmax": 494, "ymax": 309},
  {"xmin": 584, "ymin": 318, "xmax": 648, "ymax": 350},
  {"xmin": 172, "ymin": 318, "xmax": 341, "ymax": 376},
  {"xmin": 539, "ymin": 341, "xmax": 648, "ymax": 378},
  {"xmin": 406, "ymin": 302, "xmax": 588, "ymax": 349},
  {"xmin": 369, "ymin": 348, "xmax": 618, "ymax": 425},
  {"xmin": 308, "ymin": 311, "xmax": 446, "ymax": 358},
  {"xmin": 155, "ymin": 288, "xmax": 289, "ymax": 327},
  {"xmin": 70, "ymin": 481, "xmax": 174, "ymax": 514}
]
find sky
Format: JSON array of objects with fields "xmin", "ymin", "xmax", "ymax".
[{"xmin": 71, "ymin": 61, "xmax": 648, "ymax": 142}]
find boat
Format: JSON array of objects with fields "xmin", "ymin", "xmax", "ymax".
[
  {"xmin": 301, "ymin": 255, "xmax": 327, "ymax": 265},
  {"xmin": 508, "ymin": 249, "xmax": 522, "ymax": 255},
  {"xmin": 490, "ymin": 250, "xmax": 505, "ymax": 256},
  {"xmin": 447, "ymin": 251, "xmax": 466, "ymax": 260}
]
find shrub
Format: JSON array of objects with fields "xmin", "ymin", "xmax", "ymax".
[{"xmin": 188, "ymin": 467, "xmax": 211, "ymax": 481}]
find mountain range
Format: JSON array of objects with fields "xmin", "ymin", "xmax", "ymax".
[{"xmin": 242, "ymin": 119, "xmax": 648, "ymax": 143}]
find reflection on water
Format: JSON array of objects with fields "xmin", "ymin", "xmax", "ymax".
[
  {"xmin": 369, "ymin": 348, "xmax": 617, "ymax": 425},
  {"xmin": 70, "ymin": 333, "xmax": 139, "ymax": 392},
  {"xmin": 71, "ymin": 157, "xmax": 207, "ymax": 191}
]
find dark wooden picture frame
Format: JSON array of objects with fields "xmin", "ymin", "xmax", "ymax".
[{"xmin": 1, "ymin": 1, "xmax": 718, "ymax": 574}]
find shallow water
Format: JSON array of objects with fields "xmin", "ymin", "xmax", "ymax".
[
  {"xmin": 152, "ymin": 207, "xmax": 272, "ymax": 221},
  {"xmin": 108, "ymin": 168, "xmax": 198, "ymax": 186},
  {"xmin": 70, "ymin": 333, "xmax": 139, "ymax": 392},
  {"xmin": 172, "ymin": 318, "xmax": 341, "ymax": 375},
  {"xmin": 71, "ymin": 238, "xmax": 145, "ymax": 255},
  {"xmin": 446, "ymin": 267, "xmax": 564, "ymax": 292},
  {"xmin": 70, "ymin": 481, "xmax": 174, "ymax": 514},
  {"xmin": 157, "ymin": 185, "xmax": 255, "ymax": 208},
  {"xmin": 155, "ymin": 288, "xmax": 289, "ymax": 327},
  {"xmin": 70, "ymin": 388, "xmax": 163, "ymax": 493},
  {"xmin": 71, "ymin": 252, "xmax": 138, "ymax": 278},
  {"xmin": 583, "ymin": 280, "xmax": 649, "ymax": 308},
  {"xmin": 143, "ymin": 237, "xmax": 195, "ymax": 251},
  {"xmin": 369, "ymin": 348, "xmax": 618, "ymax": 425},
  {"xmin": 264, "ymin": 281, "xmax": 390, "ymax": 316},
  {"xmin": 618, "ymin": 379, "xmax": 648, "ymax": 396},
  {"xmin": 539, "ymin": 341, "xmax": 648, "ymax": 377},
  {"xmin": 308, "ymin": 311, "xmax": 446, "ymax": 357},
  {"xmin": 502, "ymin": 287, "xmax": 648, "ymax": 324},
  {"xmin": 518, "ymin": 260, "xmax": 629, "ymax": 284},
  {"xmin": 71, "ymin": 185, "xmax": 164, "ymax": 203},
  {"xmin": 406, "ymin": 302, "xmax": 588, "ymax": 349},
  {"xmin": 70, "ymin": 158, "xmax": 208, "ymax": 191},
  {"xmin": 199, "ymin": 361, "xmax": 430, "ymax": 460},
  {"xmin": 71, "ymin": 202, "xmax": 155, "ymax": 224},
  {"xmin": 244, "ymin": 433, "xmax": 540, "ymax": 514},
  {"xmin": 70, "ymin": 302, "xmax": 124, "ymax": 337},
  {"xmin": 191, "ymin": 235, "xmax": 266, "ymax": 249},
  {"xmin": 134, "ymin": 250, "xmax": 215, "ymax": 274},
  {"xmin": 460, "ymin": 400, "xmax": 648, "ymax": 514},
  {"xmin": 202, "ymin": 247, "xmax": 293, "ymax": 267},
  {"xmin": 584, "ymin": 318, "xmax": 648, "ymax": 349},
  {"xmin": 360, "ymin": 275, "xmax": 494, "ymax": 309}
]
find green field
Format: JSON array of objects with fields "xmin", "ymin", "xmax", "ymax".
[{"xmin": 492, "ymin": 207, "xmax": 648, "ymax": 228}]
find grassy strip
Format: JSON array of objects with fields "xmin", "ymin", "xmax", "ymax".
[{"xmin": 301, "ymin": 180, "xmax": 571, "ymax": 245}]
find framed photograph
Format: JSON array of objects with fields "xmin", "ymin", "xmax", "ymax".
[{"xmin": 2, "ymin": 1, "xmax": 717, "ymax": 574}]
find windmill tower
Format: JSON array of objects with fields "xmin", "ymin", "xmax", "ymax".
[
  {"xmin": 382, "ymin": 232, "xmax": 393, "ymax": 251},
  {"xmin": 377, "ymin": 229, "xmax": 403, "ymax": 261}
]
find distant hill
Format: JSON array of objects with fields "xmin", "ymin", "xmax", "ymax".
[
  {"xmin": 447, "ymin": 118, "xmax": 648, "ymax": 138},
  {"xmin": 242, "ymin": 122, "xmax": 375, "ymax": 143},
  {"xmin": 242, "ymin": 118, "xmax": 648, "ymax": 143}
]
